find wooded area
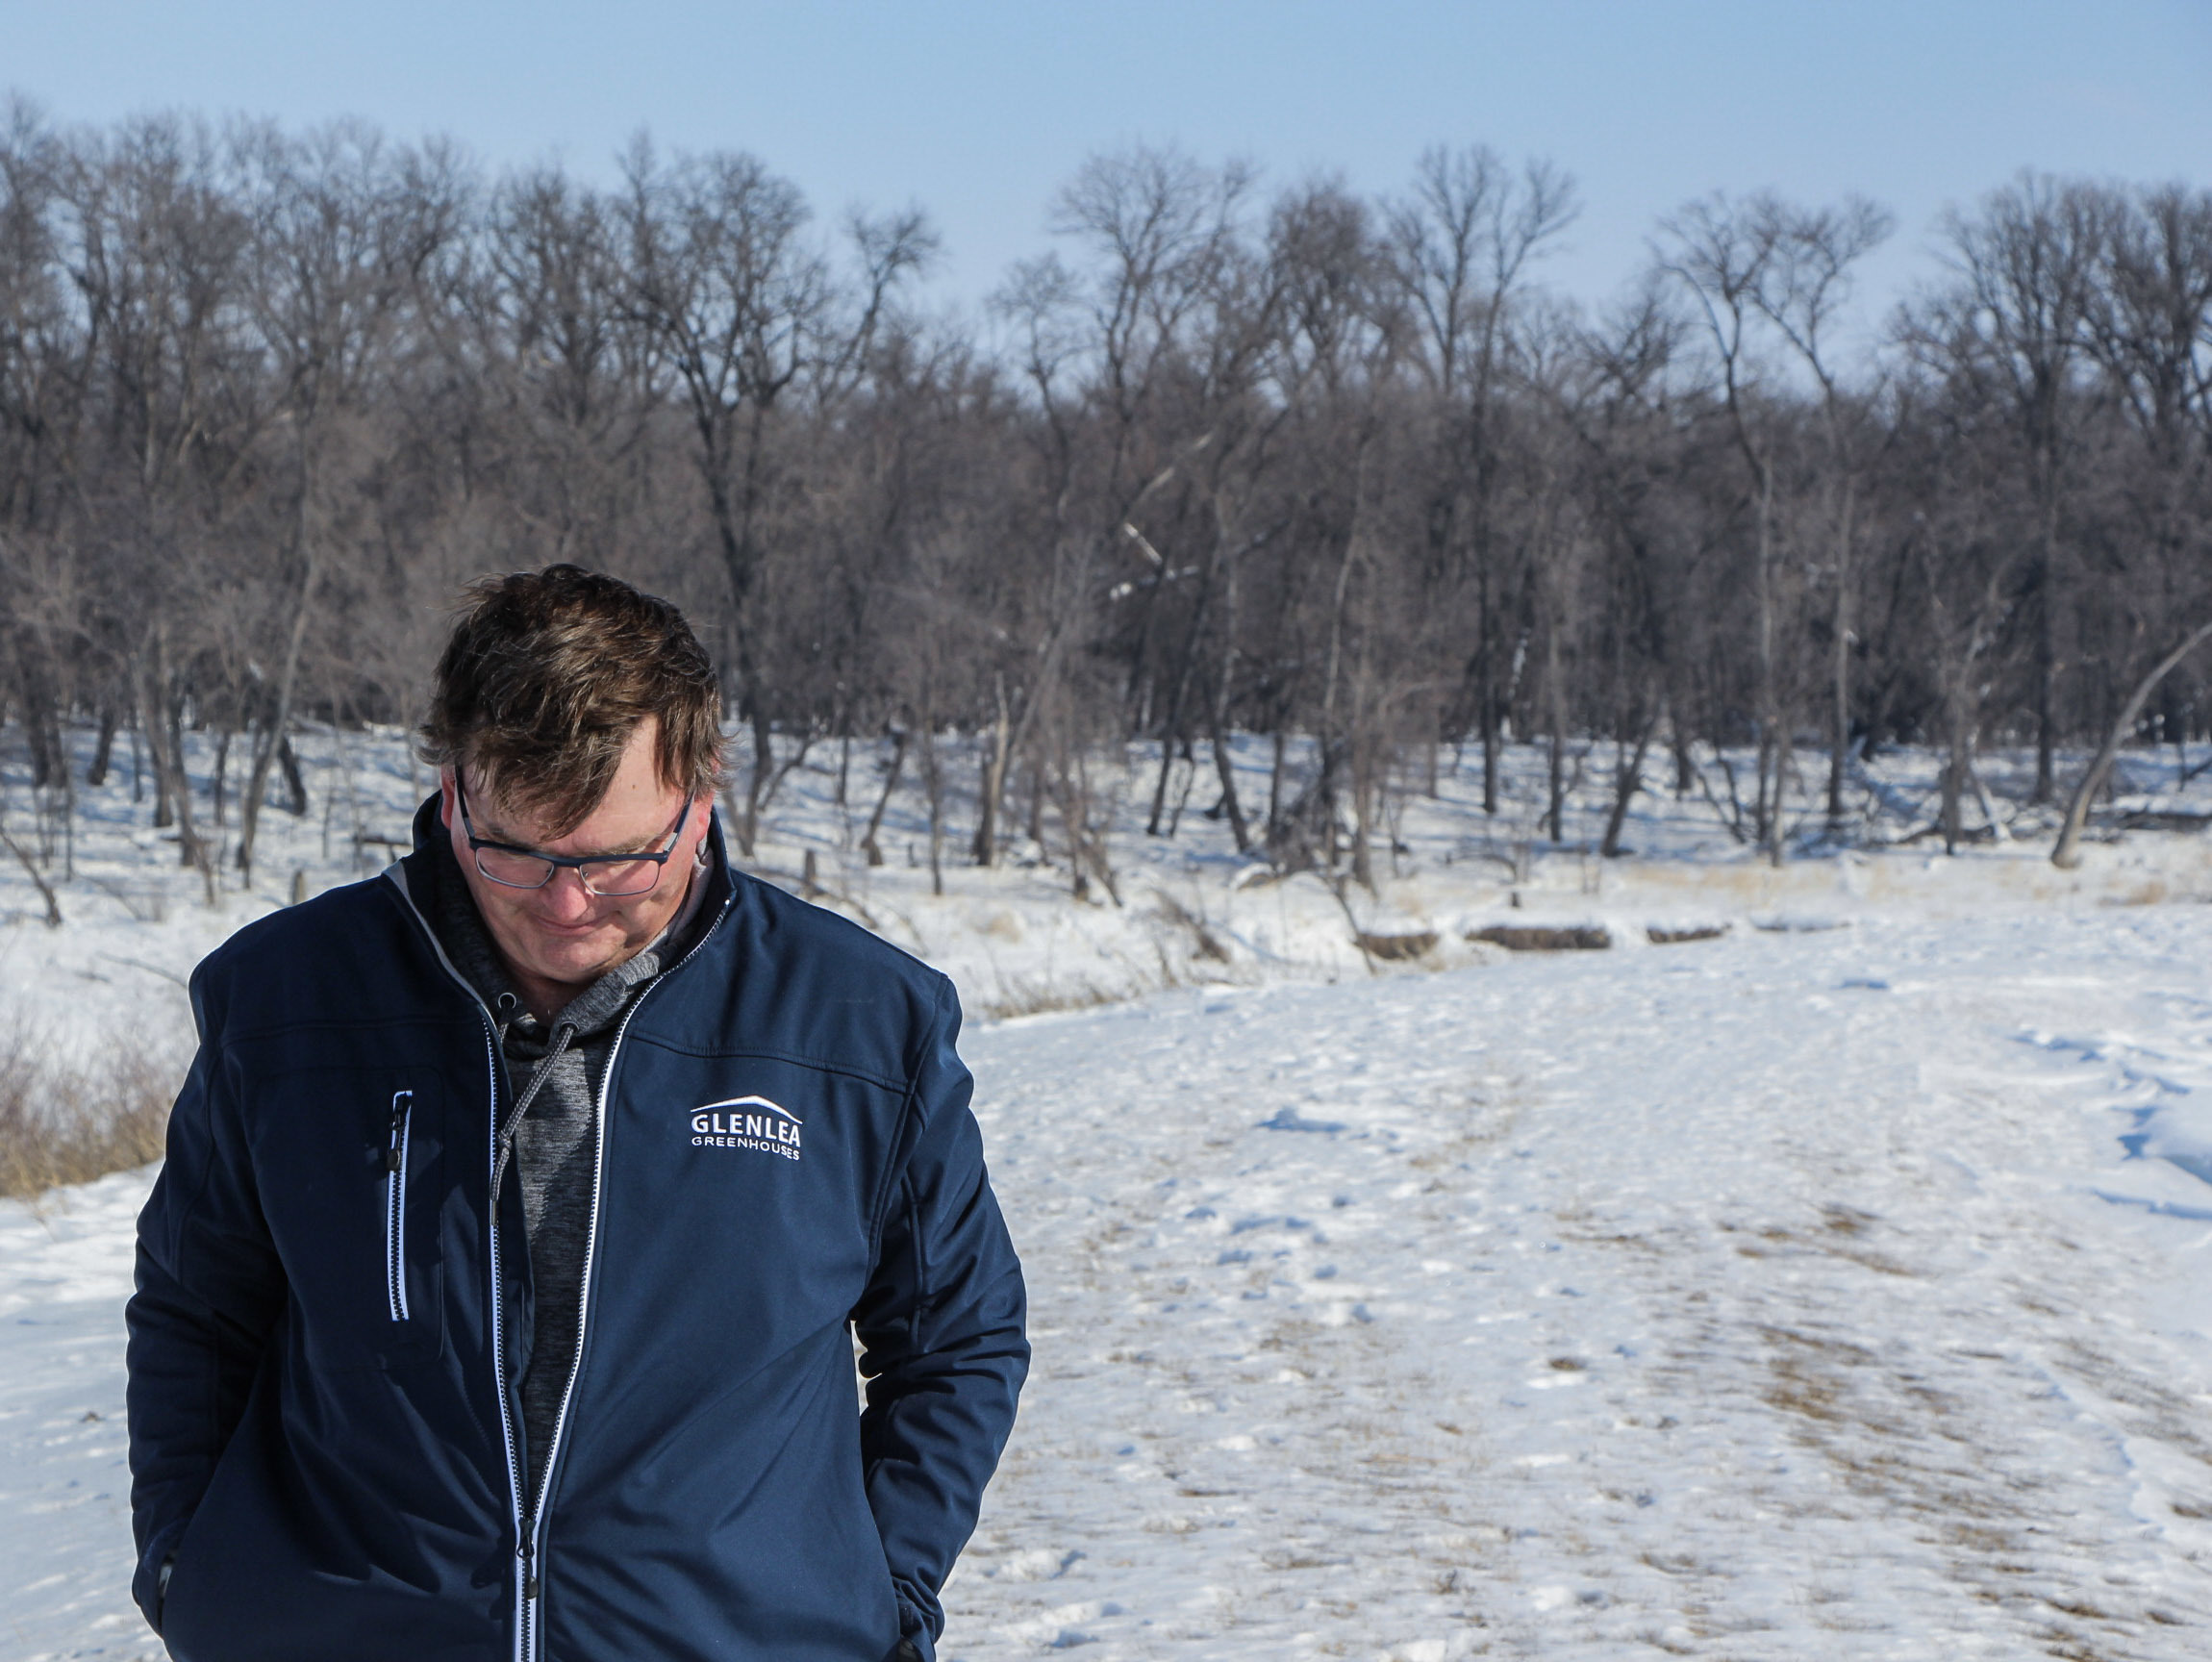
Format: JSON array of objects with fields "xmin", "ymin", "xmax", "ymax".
[{"xmin": 3, "ymin": 101, "xmax": 2209, "ymax": 894}]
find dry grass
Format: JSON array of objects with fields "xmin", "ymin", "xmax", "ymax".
[
  {"xmin": 1151, "ymin": 892, "xmax": 1231, "ymax": 962},
  {"xmin": 1356, "ymin": 929, "xmax": 1440, "ymax": 962},
  {"xmin": 1470, "ymin": 923, "xmax": 1610, "ymax": 952},
  {"xmin": 2103, "ymin": 877, "xmax": 2172, "ymax": 907},
  {"xmin": 0, "ymin": 1025, "xmax": 179, "ymax": 1199},
  {"xmin": 979, "ymin": 975, "xmax": 1127, "ymax": 1021}
]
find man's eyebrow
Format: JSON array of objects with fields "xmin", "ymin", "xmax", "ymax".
[{"xmin": 470, "ymin": 813, "xmax": 542, "ymax": 849}]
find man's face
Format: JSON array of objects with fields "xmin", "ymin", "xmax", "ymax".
[{"xmin": 440, "ymin": 718, "xmax": 713, "ymax": 1002}]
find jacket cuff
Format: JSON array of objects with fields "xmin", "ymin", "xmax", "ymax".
[
  {"xmin": 132, "ymin": 1517, "xmax": 189, "ymax": 1634},
  {"xmin": 893, "ymin": 1592, "xmax": 938, "ymax": 1662}
]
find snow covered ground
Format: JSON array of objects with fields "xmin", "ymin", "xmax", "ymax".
[
  {"xmin": 0, "ymin": 1171, "xmax": 155, "ymax": 1660},
  {"xmin": 6, "ymin": 731, "xmax": 2212, "ymax": 1657},
  {"xmin": 947, "ymin": 912, "xmax": 2212, "ymax": 1659}
]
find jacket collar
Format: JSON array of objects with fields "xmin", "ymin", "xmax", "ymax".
[{"xmin": 397, "ymin": 790, "xmax": 742, "ymax": 974}]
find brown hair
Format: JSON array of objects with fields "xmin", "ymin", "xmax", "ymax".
[{"xmin": 418, "ymin": 565, "xmax": 723, "ymax": 836}]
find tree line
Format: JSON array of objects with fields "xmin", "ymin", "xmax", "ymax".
[{"xmin": 2, "ymin": 99, "xmax": 2208, "ymax": 896}]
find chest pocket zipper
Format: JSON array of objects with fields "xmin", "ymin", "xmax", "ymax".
[{"xmin": 384, "ymin": 1091, "xmax": 415, "ymax": 1322}]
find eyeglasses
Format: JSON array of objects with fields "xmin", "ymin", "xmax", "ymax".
[{"xmin": 454, "ymin": 772, "xmax": 691, "ymax": 897}]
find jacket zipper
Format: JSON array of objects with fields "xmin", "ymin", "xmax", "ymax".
[
  {"xmin": 481, "ymin": 1025, "xmax": 528, "ymax": 1662},
  {"xmin": 384, "ymin": 856, "xmax": 731, "ymax": 1662},
  {"xmin": 518, "ymin": 908, "xmax": 728, "ymax": 1662},
  {"xmin": 383, "ymin": 1091, "xmax": 415, "ymax": 1322},
  {"xmin": 518, "ymin": 1000, "xmax": 623, "ymax": 1662},
  {"xmin": 496, "ymin": 1022, "xmax": 577, "ymax": 1662}
]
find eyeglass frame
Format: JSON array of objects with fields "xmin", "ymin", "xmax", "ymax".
[{"xmin": 451, "ymin": 769, "xmax": 694, "ymax": 896}]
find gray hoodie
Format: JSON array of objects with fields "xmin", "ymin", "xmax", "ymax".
[{"xmin": 425, "ymin": 835, "xmax": 709, "ymax": 1504}]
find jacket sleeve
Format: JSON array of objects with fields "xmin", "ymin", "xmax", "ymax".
[
  {"xmin": 124, "ymin": 966, "xmax": 286, "ymax": 1633},
  {"xmin": 851, "ymin": 975, "xmax": 1028, "ymax": 1658}
]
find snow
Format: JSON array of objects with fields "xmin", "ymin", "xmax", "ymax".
[
  {"xmin": 947, "ymin": 915, "xmax": 2212, "ymax": 1658},
  {"xmin": 0, "ymin": 1171, "xmax": 158, "ymax": 1661},
  {"xmin": 5, "ymin": 731, "xmax": 2212, "ymax": 1657}
]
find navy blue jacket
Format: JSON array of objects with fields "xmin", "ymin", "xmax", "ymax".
[{"xmin": 126, "ymin": 816, "xmax": 1027, "ymax": 1661}]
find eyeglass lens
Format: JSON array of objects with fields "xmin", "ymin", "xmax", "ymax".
[{"xmin": 473, "ymin": 847, "xmax": 664, "ymax": 895}]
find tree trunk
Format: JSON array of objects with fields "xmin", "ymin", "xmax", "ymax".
[
  {"xmin": 1205, "ymin": 548, "xmax": 1250, "ymax": 853},
  {"xmin": 238, "ymin": 551, "xmax": 320, "ymax": 879},
  {"xmin": 1544, "ymin": 611, "xmax": 1566, "ymax": 844},
  {"xmin": 1145, "ymin": 733, "xmax": 1177, "ymax": 839},
  {"xmin": 1753, "ymin": 466, "xmax": 1784, "ymax": 865},
  {"xmin": 1827, "ymin": 478, "xmax": 1854, "ymax": 823},
  {"xmin": 860, "ymin": 729, "xmax": 908, "ymax": 868},
  {"xmin": 1267, "ymin": 728, "xmax": 1289, "ymax": 840},
  {"xmin": 1206, "ymin": 710, "xmax": 1251, "ymax": 855},
  {"xmin": 1599, "ymin": 716, "xmax": 1656, "ymax": 858},
  {"xmin": 1317, "ymin": 520, "xmax": 1361, "ymax": 868},
  {"xmin": 144, "ymin": 629, "xmax": 214, "ymax": 904},
  {"xmin": 919, "ymin": 724, "xmax": 943, "ymax": 897},
  {"xmin": 0, "ymin": 818, "xmax": 62, "ymax": 927},
  {"xmin": 2051, "ymin": 619, "xmax": 2212, "ymax": 867},
  {"xmin": 149, "ymin": 702, "xmax": 172, "ymax": 828},
  {"xmin": 87, "ymin": 706, "xmax": 118, "ymax": 788},
  {"xmin": 2031, "ymin": 469, "xmax": 2061, "ymax": 804},
  {"xmin": 1770, "ymin": 728, "xmax": 1793, "ymax": 869},
  {"xmin": 13, "ymin": 643, "xmax": 60, "ymax": 790},
  {"xmin": 278, "ymin": 732, "xmax": 309, "ymax": 816},
  {"xmin": 1144, "ymin": 542, "xmax": 1224, "ymax": 838},
  {"xmin": 742, "ymin": 703, "xmax": 774, "ymax": 855},
  {"xmin": 1349, "ymin": 733, "xmax": 1375, "ymax": 893},
  {"xmin": 1940, "ymin": 708, "xmax": 1971, "ymax": 856},
  {"xmin": 971, "ymin": 676, "xmax": 1011, "ymax": 866},
  {"xmin": 1478, "ymin": 570, "xmax": 1500, "ymax": 817}
]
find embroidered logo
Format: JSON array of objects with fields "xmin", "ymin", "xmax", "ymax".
[{"xmin": 689, "ymin": 1095, "xmax": 803, "ymax": 1162}]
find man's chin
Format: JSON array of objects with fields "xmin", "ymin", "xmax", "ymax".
[{"xmin": 515, "ymin": 930, "xmax": 624, "ymax": 985}]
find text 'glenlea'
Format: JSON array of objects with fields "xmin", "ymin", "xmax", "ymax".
[{"xmin": 689, "ymin": 1095, "xmax": 803, "ymax": 1161}]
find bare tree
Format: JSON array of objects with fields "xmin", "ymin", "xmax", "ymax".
[
  {"xmin": 621, "ymin": 138, "xmax": 931, "ymax": 851},
  {"xmin": 1389, "ymin": 146, "xmax": 1577, "ymax": 813},
  {"xmin": 229, "ymin": 121, "xmax": 464, "ymax": 879},
  {"xmin": 990, "ymin": 144, "xmax": 1255, "ymax": 881},
  {"xmin": 2, "ymin": 108, "xmax": 2209, "ymax": 913},
  {"xmin": 1743, "ymin": 194, "xmax": 1894, "ymax": 824},
  {"xmin": 1656, "ymin": 193, "xmax": 1797, "ymax": 861},
  {"xmin": 1929, "ymin": 174, "xmax": 2112, "ymax": 802}
]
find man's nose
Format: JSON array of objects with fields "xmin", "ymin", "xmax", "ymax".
[{"xmin": 535, "ymin": 866, "xmax": 598, "ymax": 919}]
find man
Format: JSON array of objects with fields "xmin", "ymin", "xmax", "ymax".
[{"xmin": 126, "ymin": 566, "xmax": 1027, "ymax": 1662}]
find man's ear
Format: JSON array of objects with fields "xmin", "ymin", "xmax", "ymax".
[
  {"xmin": 688, "ymin": 793, "xmax": 716, "ymax": 864},
  {"xmin": 438, "ymin": 768, "xmax": 456, "ymax": 830}
]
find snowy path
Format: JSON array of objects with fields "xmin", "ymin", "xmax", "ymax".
[
  {"xmin": 5, "ymin": 912, "xmax": 2212, "ymax": 1659},
  {"xmin": 944, "ymin": 914, "xmax": 2212, "ymax": 1660}
]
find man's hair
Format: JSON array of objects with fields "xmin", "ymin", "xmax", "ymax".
[{"xmin": 418, "ymin": 565, "xmax": 724, "ymax": 836}]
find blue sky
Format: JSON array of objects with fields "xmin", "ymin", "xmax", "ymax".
[{"xmin": 6, "ymin": 1, "xmax": 2208, "ymax": 341}]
